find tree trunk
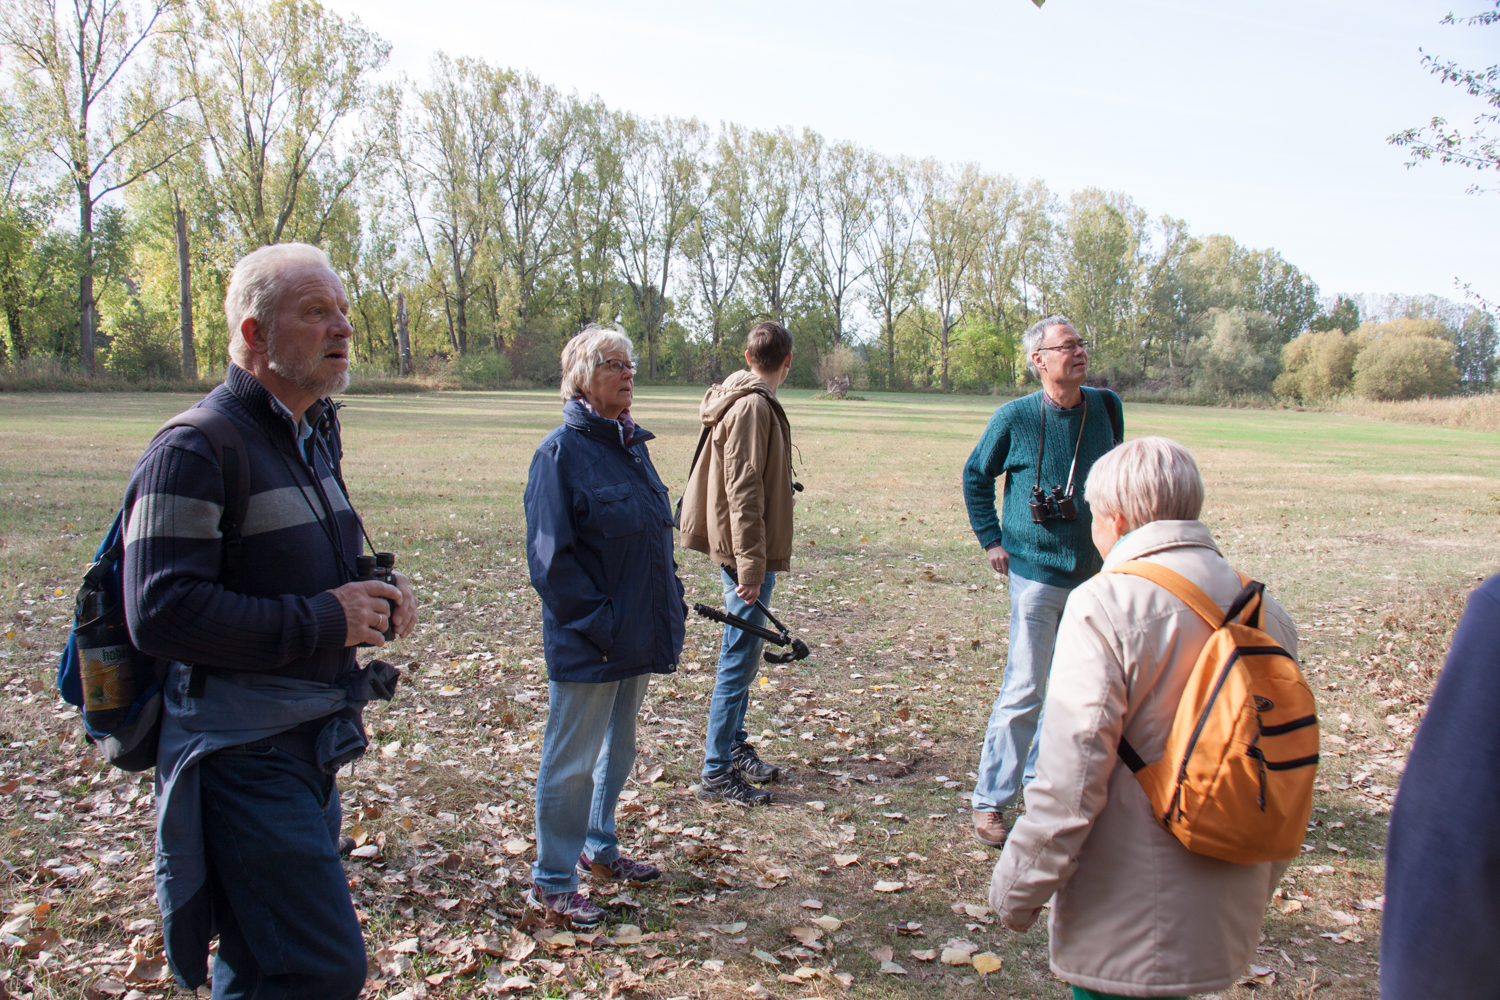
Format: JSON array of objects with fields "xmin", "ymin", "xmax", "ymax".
[
  {"xmin": 175, "ymin": 197, "xmax": 197, "ymax": 380},
  {"xmin": 78, "ymin": 184, "xmax": 96, "ymax": 374},
  {"xmin": 397, "ymin": 292, "xmax": 411, "ymax": 375},
  {"xmin": 940, "ymin": 321, "xmax": 951, "ymax": 392}
]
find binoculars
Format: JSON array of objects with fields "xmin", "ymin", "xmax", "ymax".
[
  {"xmin": 356, "ymin": 551, "xmax": 398, "ymax": 645},
  {"xmin": 1030, "ymin": 484, "xmax": 1079, "ymax": 524}
]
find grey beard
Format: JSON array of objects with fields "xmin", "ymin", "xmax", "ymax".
[{"xmin": 268, "ymin": 338, "xmax": 350, "ymax": 397}]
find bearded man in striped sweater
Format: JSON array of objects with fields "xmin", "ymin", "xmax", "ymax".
[
  {"xmin": 961, "ymin": 315, "xmax": 1123, "ymax": 849},
  {"xmin": 123, "ymin": 243, "xmax": 417, "ymax": 998}
]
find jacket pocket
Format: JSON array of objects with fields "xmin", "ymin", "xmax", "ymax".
[{"xmin": 590, "ymin": 482, "xmax": 642, "ymax": 538}]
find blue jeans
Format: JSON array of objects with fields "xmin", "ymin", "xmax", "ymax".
[
  {"xmin": 702, "ymin": 569, "xmax": 777, "ymax": 777},
  {"xmin": 971, "ymin": 572, "xmax": 1074, "ymax": 813},
  {"xmin": 197, "ymin": 746, "xmax": 367, "ymax": 1000},
  {"xmin": 532, "ymin": 673, "xmax": 651, "ymax": 893}
]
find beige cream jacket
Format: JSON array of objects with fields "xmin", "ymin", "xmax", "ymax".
[
  {"xmin": 678, "ymin": 370, "xmax": 794, "ymax": 585},
  {"xmin": 989, "ymin": 519, "xmax": 1298, "ymax": 997}
]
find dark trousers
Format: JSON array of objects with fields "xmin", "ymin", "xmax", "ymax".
[{"xmin": 198, "ymin": 746, "xmax": 367, "ymax": 1000}]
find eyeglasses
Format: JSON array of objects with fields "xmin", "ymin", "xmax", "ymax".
[
  {"xmin": 594, "ymin": 359, "xmax": 638, "ymax": 375},
  {"xmin": 1036, "ymin": 339, "xmax": 1088, "ymax": 355}
]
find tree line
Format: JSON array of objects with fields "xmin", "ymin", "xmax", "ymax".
[{"xmin": 0, "ymin": 0, "xmax": 1494, "ymax": 398}]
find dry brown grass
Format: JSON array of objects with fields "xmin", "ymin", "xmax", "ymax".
[{"xmin": 1310, "ymin": 392, "xmax": 1500, "ymax": 432}]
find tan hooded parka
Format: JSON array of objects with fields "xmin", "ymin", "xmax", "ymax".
[{"xmin": 678, "ymin": 370, "xmax": 794, "ymax": 585}]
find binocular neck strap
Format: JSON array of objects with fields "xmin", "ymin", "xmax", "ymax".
[
  {"xmin": 1063, "ymin": 394, "xmax": 1088, "ymax": 498},
  {"xmin": 1034, "ymin": 391, "xmax": 1090, "ymax": 498}
]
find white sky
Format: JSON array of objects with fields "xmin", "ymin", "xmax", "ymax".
[{"xmin": 330, "ymin": 0, "xmax": 1500, "ymax": 306}]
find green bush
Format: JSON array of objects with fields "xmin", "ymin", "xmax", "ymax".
[
  {"xmin": 1191, "ymin": 310, "xmax": 1277, "ymax": 397},
  {"xmin": 1274, "ymin": 329, "xmax": 1359, "ymax": 401},
  {"xmin": 1352, "ymin": 335, "xmax": 1459, "ymax": 401},
  {"xmin": 454, "ymin": 350, "xmax": 514, "ymax": 389}
]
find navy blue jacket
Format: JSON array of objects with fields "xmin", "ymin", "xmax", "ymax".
[
  {"xmin": 524, "ymin": 400, "xmax": 685, "ymax": 683},
  {"xmin": 1381, "ymin": 573, "xmax": 1500, "ymax": 998}
]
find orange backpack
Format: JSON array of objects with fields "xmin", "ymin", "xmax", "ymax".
[{"xmin": 1107, "ymin": 561, "xmax": 1319, "ymax": 865}]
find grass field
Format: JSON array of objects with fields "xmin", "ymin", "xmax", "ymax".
[{"xmin": 2, "ymin": 387, "xmax": 1496, "ymax": 1000}]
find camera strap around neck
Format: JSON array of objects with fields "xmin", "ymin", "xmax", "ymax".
[{"xmin": 1034, "ymin": 390, "xmax": 1089, "ymax": 499}]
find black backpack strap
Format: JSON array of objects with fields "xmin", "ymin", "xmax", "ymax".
[
  {"xmin": 1117, "ymin": 737, "xmax": 1147, "ymax": 773},
  {"xmin": 1100, "ymin": 387, "xmax": 1124, "ymax": 446},
  {"xmin": 685, "ymin": 425, "xmax": 712, "ymax": 479},
  {"xmin": 155, "ymin": 406, "xmax": 251, "ymax": 572}
]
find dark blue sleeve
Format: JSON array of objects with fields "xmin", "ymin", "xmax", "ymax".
[
  {"xmin": 524, "ymin": 441, "xmax": 615, "ymax": 651},
  {"xmin": 121, "ymin": 431, "xmax": 345, "ymax": 671},
  {"xmin": 1381, "ymin": 577, "xmax": 1500, "ymax": 997},
  {"xmin": 963, "ymin": 408, "xmax": 1011, "ymax": 550}
]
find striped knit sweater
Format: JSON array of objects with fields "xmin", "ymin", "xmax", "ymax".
[
  {"xmin": 122, "ymin": 364, "xmax": 360, "ymax": 684},
  {"xmin": 962, "ymin": 387, "xmax": 1122, "ymax": 589}
]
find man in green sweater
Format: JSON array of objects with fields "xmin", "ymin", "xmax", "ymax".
[{"xmin": 962, "ymin": 315, "xmax": 1123, "ymax": 848}]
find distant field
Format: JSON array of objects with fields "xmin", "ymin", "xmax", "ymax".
[{"xmin": 2, "ymin": 387, "xmax": 1494, "ymax": 1000}]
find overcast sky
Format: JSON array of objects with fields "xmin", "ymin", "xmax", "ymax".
[{"xmin": 329, "ymin": 0, "xmax": 1498, "ymax": 307}]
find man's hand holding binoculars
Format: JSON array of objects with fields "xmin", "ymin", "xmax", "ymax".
[{"xmin": 333, "ymin": 573, "xmax": 418, "ymax": 647}]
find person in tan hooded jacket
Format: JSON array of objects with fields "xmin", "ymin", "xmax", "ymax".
[
  {"xmin": 679, "ymin": 321, "xmax": 796, "ymax": 805},
  {"xmin": 990, "ymin": 436, "xmax": 1297, "ymax": 1000}
]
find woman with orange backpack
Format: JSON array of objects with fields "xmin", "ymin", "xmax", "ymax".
[{"xmin": 988, "ymin": 436, "xmax": 1311, "ymax": 1000}]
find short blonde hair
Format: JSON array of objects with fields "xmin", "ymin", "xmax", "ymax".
[
  {"xmin": 560, "ymin": 324, "xmax": 635, "ymax": 401},
  {"xmin": 225, "ymin": 243, "xmax": 335, "ymax": 364},
  {"xmin": 1084, "ymin": 436, "xmax": 1204, "ymax": 531}
]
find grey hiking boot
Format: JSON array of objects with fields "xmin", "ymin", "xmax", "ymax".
[
  {"xmin": 524, "ymin": 884, "xmax": 605, "ymax": 927},
  {"xmin": 697, "ymin": 769, "xmax": 772, "ymax": 806},
  {"xmin": 731, "ymin": 740, "xmax": 781, "ymax": 783},
  {"xmin": 578, "ymin": 852, "xmax": 661, "ymax": 883}
]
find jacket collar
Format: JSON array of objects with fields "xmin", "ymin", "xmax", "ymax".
[
  {"xmin": 563, "ymin": 397, "xmax": 654, "ymax": 448},
  {"xmin": 224, "ymin": 363, "xmax": 337, "ymax": 446},
  {"xmin": 1101, "ymin": 519, "xmax": 1221, "ymax": 571}
]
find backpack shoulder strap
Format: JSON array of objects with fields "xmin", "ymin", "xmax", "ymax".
[
  {"xmin": 155, "ymin": 406, "xmax": 251, "ymax": 571},
  {"xmin": 1107, "ymin": 560, "xmax": 1225, "ymax": 629},
  {"xmin": 684, "ymin": 425, "xmax": 712, "ymax": 479},
  {"xmin": 1101, "ymin": 388, "xmax": 1124, "ymax": 446}
]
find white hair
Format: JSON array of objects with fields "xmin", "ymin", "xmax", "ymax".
[
  {"xmin": 1023, "ymin": 313, "xmax": 1075, "ymax": 379},
  {"xmin": 1084, "ymin": 436, "xmax": 1204, "ymax": 532},
  {"xmin": 560, "ymin": 324, "xmax": 635, "ymax": 401},
  {"xmin": 225, "ymin": 243, "xmax": 335, "ymax": 365}
]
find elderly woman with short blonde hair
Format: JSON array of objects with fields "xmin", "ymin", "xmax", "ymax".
[
  {"xmin": 989, "ymin": 436, "xmax": 1299, "ymax": 1000},
  {"xmin": 523, "ymin": 325, "xmax": 685, "ymax": 926}
]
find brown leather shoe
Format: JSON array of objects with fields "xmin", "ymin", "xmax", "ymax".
[{"xmin": 973, "ymin": 809, "xmax": 1008, "ymax": 848}]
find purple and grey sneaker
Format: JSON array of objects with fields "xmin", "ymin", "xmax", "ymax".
[
  {"xmin": 524, "ymin": 884, "xmax": 605, "ymax": 927},
  {"xmin": 578, "ymin": 852, "xmax": 662, "ymax": 883}
]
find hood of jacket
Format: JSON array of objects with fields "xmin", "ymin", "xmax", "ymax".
[{"xmin": 700, "ymin": 370, "xmax": 780, "ymax": 428}]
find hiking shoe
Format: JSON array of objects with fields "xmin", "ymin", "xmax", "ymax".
[
  {"xmin": 578, "ymin": 852, "xmax": 661, "ymax": 883},
  {"xmin": 973, "ymin": 809, "xmax": 1009, "ymax": 848},
  {"xmin": 524, "ymin": 884, "xmax": 604, "ymax": 927},
  {"xmin": 697, "ymin": 769, "xmax": 772, "ymax": 806},
  {"xmin": 731, "ymin": 740, "xmax": 781, "ymax": 783}
]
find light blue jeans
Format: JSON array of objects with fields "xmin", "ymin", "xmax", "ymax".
[
  {"xmin": 702, "ymin": 569, "xmax": 777, "ymax": 778},
  {"xmin": 971, "ymin": 571, "xmax": 1075, "ymax": 813},
  {"xmin": 532, "ymin": 673, "xmax": 650, "ymax": 893}
]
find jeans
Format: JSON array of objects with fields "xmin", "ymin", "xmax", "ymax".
[
  {"xmin": 971, "ymin": 571, "xmax": 1074, "ymax": 813},
  {"xmin": 702, "ymin": 569, "xmax": 777, "ymax": 777},
  {"xmin": 532, "ymin": 673, "xmax": 651, "ymax": 893},
  {"xmin": 197, "ymin": 746, "xmax": 367, "ymax": 1000}
]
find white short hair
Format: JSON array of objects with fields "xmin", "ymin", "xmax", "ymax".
[
  {"xmin": 225, "ymin": 243, "xmax": 335, "ymax": 365},
  {"xmin": 1084, "ymin": 436, "xmax": 1204, "ymax": 531},
  {"xmin": 560, "ymin": 324, "xmax": 635, "ymax": 401}
]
